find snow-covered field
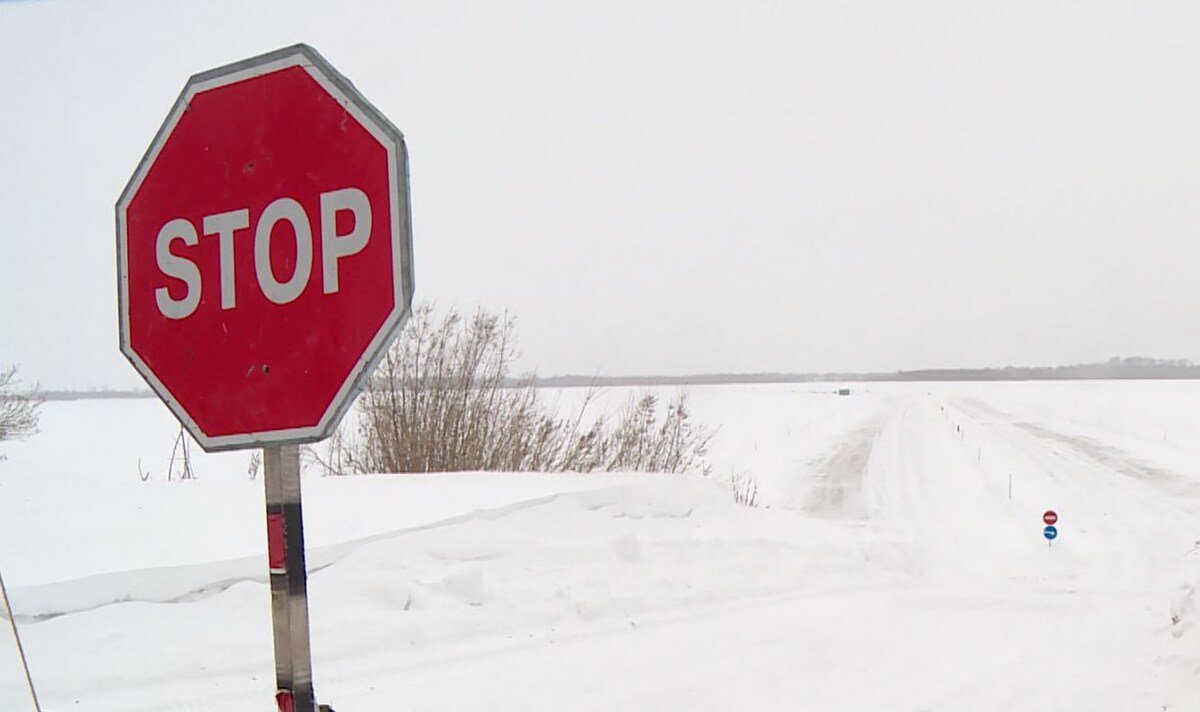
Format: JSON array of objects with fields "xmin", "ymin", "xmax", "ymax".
[{"xmin": 2, "ymin": 381, "xmax": 1200, "ymax": 710}]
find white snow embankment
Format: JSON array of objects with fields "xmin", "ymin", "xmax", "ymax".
[
  {"xmin": 1, "ymin": 475, "xmax": 643, "ymax": 622},
  {"xmin": 9, "ymin": 475, "xmax": 888, "ymax": 625},
  {"xmin": 5, "ymin": 474, "xmax": 895, "ymax": 711}
]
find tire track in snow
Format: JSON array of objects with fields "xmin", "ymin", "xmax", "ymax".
[
  {"xmin": 1013, "ymin": 421, "xmax": 1200, "ymax": 498},
  {"xmin": 959, "ymin": 398, "xmax": 1200, "ymax": 500},
  {"xmin": 949, "ymin": 396, "xmax": 1200, "ymax": 585},
  {"xmin": 857, "ymin": 401, "xmax": 952, "ymax": 578},
  {"xmin": 799, "ymin": 416, "xmax": 888, "ymax": 519}
]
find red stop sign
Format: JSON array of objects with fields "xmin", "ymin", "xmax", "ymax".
[
  {"xmin": 1043, "ymin": 510, "xmax": 1058, "ymax": 525},
  {"xmin": 117, "ymin": 45, "xmax": 413, "ymax": 451}
]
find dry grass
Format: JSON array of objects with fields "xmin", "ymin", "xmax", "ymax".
[
  {"xmin": 319, "ymin": 304, "xmax": 712, "ymax": 476},
  {"xmin": 731, "ymin": 470, "xmax": 759, "ymax": 507}
]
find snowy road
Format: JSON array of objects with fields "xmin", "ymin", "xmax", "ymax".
[
  {"xmin": 2, "ymin": 383, "xmax": 1199, "ymax": 710},
  {"xmin": 333, "ymin": 585, "xmax": 1163, "ymax": 712}
]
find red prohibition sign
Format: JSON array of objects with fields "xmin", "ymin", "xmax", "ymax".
[{"xmin": 1043, "ymin": 510, "xmax": 1058, "ymax": 525}]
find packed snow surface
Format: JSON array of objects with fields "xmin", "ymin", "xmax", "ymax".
[{"xmin": 2, "ymin": 381, "xmax": 1200, "ymax": 710}]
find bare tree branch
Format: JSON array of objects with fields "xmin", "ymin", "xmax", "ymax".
[{"xmin": 0, "ymin": 367, "xmax": 41, "ymax": 442}]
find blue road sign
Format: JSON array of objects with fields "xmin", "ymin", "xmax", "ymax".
[{"xmin": 1043, "ymin": 525, "xmax": 1058, "ymax": 541}]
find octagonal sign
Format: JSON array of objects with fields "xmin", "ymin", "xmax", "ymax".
[{"xmin": 117, "ymin": 44, "xmax": 413, "ymax": 452}]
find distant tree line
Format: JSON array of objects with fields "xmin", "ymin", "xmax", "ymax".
[
  {"xmin": 532, "ymin": 357, "xmax": 1200, "ymax": 387},
  {"xmin": 37, "ymin": 356, "xmax": 1200, "ymax": 403}
]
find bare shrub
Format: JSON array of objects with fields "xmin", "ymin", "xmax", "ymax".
[
  {"xmin": 731, "ymin": 470, "xmax": 759, "ymax": 507},
  {"xmin": 337, "ymin": 304, "xmax": 712, "ymax": 475},
  {"xmin": 303, "ymin": 427, "xmax": 349, "ymax": 477},
  {"xmin": 0, "ymin": 367, "xmax": 41, "ymax": 443},
  {"xmin": 597, "ymin": 393, "xmax": 711, "ymax": 474},
  {"xmin": 134, "ymin": 427, "xmax": 198, "ymax": 482},
  {"xmin": 166, "ymin": 426, "xmax": 196, "ymax": 481}
]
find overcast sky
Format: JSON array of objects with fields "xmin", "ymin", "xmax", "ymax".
[{"xmin": 1, "ymin": 1, "xmax": 1198, "ymax": 389}]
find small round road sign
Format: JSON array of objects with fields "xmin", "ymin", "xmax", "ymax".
[
  {"xmin": 1043, "ymin": 525, "xmax": 1058, "ymax": 541},
  {"xmin": 1043, "ymin": 510, "xmax": 1058, "ymax": 525}
]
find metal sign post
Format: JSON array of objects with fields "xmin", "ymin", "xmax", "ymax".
[{"xmin": 263, "ymin": 445, "xmax": 317, "ymax": 712}]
